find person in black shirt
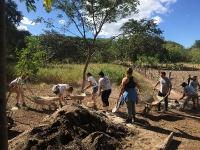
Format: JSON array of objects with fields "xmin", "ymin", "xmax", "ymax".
[{"xmin": 118, "ymin": 68, "xmax": 140, "ymax": 123}]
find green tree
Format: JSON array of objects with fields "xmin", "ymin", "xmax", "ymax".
[
  {"xmin": 187, "ymin": 47, "xmax": 200, "ymax": 64},
  {"xmin": 38, "ymin": 30, "xmax": 87, "ymax": 63},
  {"xmin": 118, "ymin": 18, "xmax": 166, "ymax": 63},
  {"xmin": 120, "ymin": 18, "xmax": 163, "ymax": 36},
  {"xmin": 163, "ymin": 41, "xmax": 185, "ymax": 62},
  {"xmin": 37, "ymin": 0, "xmax": 140, "ymax": 89},
  {"xmin": 16, "ymin": 36, "xmax": 46, "ymax": 76},
  {"xmin": 6, "ymin": 0, "xmax": 31, "ymax": 62},
  {"xmin": 191, "ymin": 40, "xmax": 200, "ymax": 49}
]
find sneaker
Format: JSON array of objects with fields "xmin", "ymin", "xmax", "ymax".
[
  {"xmin": 22, "ymin": 102, "xmax": 27, "ymax": 107},
  {"xmin": 125, "ymin": 118, "xmax": 132, "ymax": 123},
  {"xmin": 15, "ymin": 103, "xmax": 21, "ymax": 109}
]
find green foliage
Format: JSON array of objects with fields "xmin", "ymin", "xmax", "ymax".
[
  {"xmin": 6, "ymin": 63, "xmax": 19, "ymax": 82},
  {"xmin": 135, "ymin": 55, "xmax": 158, "ymax": 68},
  {"xmin": 163, "ymin": 41, "xmax": 185, "ymax": 62},
  {"xmin": 112, "ymin": 18, "xmax": 167, "ymax": 64},
  {"xmin": 19, "ymin": 0, "xmax": 37, "ymax": 12},
  {"xmin": 6, "ymin": 0, "xmax": 32, "ymax": 62},
  {"xmin": 6, "ymin": 0, "xmax": 23, "ymax": 25},
  {"xmin": 111, "ymin": 34, "xmax": 166, "ymax": 63},
  {"xmin": 39, "ymin": 30, "xmax": 87, "ymax": 63},
  {"xmin": 191, "ymin": 40, "xmax": 200, "ymax": 49},
  {"xmin": 16, "ymin": 36, "xmax": 46, "ymax": 76},
  {"xmin": 120, "ymin": 18, "xmax": 163, "ymax": 36},
  {"xmin": 187, "ymin": 47, "xmax": 200, "ymax": 64}
]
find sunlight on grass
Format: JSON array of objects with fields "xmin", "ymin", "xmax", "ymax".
[{"xmin": 36, "ymin": 63, "xmax": 152, "ymax": 96}]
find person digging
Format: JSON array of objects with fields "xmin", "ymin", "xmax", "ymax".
[
  {"xmin": 52, "ymin": 84, "xmax": 73, "ymax": 108},
  {"xmin": 179, "ymin": 82, "xmax": 197, "ymax": 111}
]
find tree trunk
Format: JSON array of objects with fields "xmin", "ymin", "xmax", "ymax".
[
  {"xmin": 81, "ymin": 47, "xmax": 92, "ymax": 90},
  {"xmin": 0, "ymin": 0, "xmax": 8, "ymax": 149}
]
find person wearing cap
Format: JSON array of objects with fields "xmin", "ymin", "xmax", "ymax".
[
  {"xmin": 189, "ymin": 75, "xmax": 200, "ymax": 89},
  {"xmin": 189, "ymin": 75, "xmax": 200, "ymax": 106},
  {"xmin": 118, "ymin": 67, "xmax": 140, "ymax": 123},
  {"xmin": 179, "ymin": 82, "xmax": 197, "ymax": 110},
  {"xmin": 52, "ymin": 84, "xmax": 73, "ymax": 108},
  {"xmin": 98, "ymin": 71, "xmax": 111, "ymax": 112},
  {"xmin": 153, "ymin": 71, "xmax": 172, "ymax": 111},
  {"xmin": 83, "ymin": 72, "xmax": 98, "ymax": 109}
]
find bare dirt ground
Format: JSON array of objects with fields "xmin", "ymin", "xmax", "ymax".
[{"xmin": 7, "ymin": 70, "xmax": 200, "ymax": 150}]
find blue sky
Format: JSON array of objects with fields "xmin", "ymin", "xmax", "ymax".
[{"xmin": 14, "ymin": 0, "xmax": 200, "ymax": 48}]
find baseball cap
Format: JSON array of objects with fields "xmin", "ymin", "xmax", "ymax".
[{"xmin": 192, "ymin": 75, "xmax": 197, "ymax": 78}]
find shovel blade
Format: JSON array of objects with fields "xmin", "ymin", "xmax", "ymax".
[{"xmin": 112, "ymin": 105, "xmax": 120, "ymax": 113}]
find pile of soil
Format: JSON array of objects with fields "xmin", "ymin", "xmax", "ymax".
[{"xmin": 9, "ymin": 103, "xmax": 163, "ymax": 150}]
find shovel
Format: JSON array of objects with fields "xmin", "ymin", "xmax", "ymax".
[{"xmin": 112, "ymin": 98, "xmax": 120, "ymax": 113}]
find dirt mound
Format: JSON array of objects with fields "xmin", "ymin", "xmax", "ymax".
[{"xmin": 8, "ymin": 104, "xmax": 138, "ymax": 150}]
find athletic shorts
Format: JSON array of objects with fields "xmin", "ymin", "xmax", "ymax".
[
  {"xmin": 101, "ymin": 89, "xmax": 111, "ymax": 107},
  {"xmin": 92, "ymin": 86, "xmax": 98, "ymax": 93}
]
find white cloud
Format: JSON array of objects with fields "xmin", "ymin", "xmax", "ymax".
[
  {"xmin": 16, "ymin": 25, "xmax": 28, "ymax": 31},
  {"xmin": 21, "ymin": 17, "xmax": 36, "ymax": 25},
  {"xmin": 152, "ymin": 16, "xmax": 164, "ymax": 24},
  {"xmin": 99, "ymin": 0, "xmax": 177, "ymax": 37},
  {"xmin": 59, "ymin": 20, "xmax": 65, "ymax": 24}
]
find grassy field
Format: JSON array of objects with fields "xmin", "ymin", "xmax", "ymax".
[
  {"xmin": 36, "ymin": 63, "xmax": 152, "ymax": 92},
  {"xmin": 36, "ymin": 63, "xmax": 126, "ymax": 85},
  {"xmin": 6, "ymin": 63, "xmax": 153, "ymax": 95}
]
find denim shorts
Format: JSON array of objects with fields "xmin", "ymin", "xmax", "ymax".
[{"xmin": 92, "ymin": 86, "xmax": 98, "ymax": 93}]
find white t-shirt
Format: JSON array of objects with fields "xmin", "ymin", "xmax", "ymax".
[
  {"xmin": 88, "ymin": 76, "xmax": 97, "ymax": 88},
  {"xmin": 158, "ymin": 77, "xmax": 171, "ymax": 94},
  {"xmin": 98, "ymin": 76, "xmax": 111, "ymax": 91},
  {"xmin": 52, "ymin": 84, "xmax": 68, "ymax": 97},
  {"xmin": 11, "ymin": 77, "xmax": 27, "ymax": 85}
]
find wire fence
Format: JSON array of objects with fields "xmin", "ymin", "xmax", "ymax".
[{"xmin": 135, "ymin": 67, "xmax": 200, "ymax": 93}]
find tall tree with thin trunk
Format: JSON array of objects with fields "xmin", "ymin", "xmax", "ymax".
[
  {"xmin": 0, "ymin": 0, "xmax": 8, "ymax": 149},
  {"xmin": 37, "ymin": 0, "xmax": 140, "ymax": 89}
]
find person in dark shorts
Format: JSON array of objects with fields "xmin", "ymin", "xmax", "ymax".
[
  {"xmin": 98, "ymin": 71, "xmax": 111, "ymax": 112},
  {"xmin": 153, "ymin": 72, "xmax": 172, "ymax": 111}
]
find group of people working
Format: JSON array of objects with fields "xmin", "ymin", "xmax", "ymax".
[
  {"xmin": 8, "ymin": 68, "xmax": 140, "ymax": 124},
  {"xmin": 8, "ymin": 68, "xmax": 199, "ymax": 124},
  {"xmin": 153, "ymin": 72, "xmax": 200, "ymax": 112}
]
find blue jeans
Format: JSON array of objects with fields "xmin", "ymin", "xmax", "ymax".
[{"xmin": 125, "ymin": 101, "xmax": 136, "ymax": 119}]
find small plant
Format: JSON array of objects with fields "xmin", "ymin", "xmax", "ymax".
[{"xmin": 16, "ymin": 36, "xmax": 46, "ymax": 77}]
